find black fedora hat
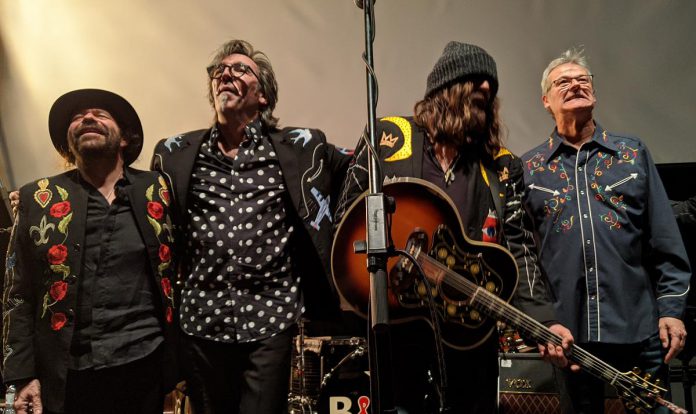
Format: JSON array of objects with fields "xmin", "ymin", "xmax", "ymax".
[{"xmin": 48, "ymin": 88, "xmax": 143, "ymax": 165}]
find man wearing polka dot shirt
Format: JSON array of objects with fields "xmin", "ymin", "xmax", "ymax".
[{"xmin": 151, "ymin": 39, "xmax": 350, "ymax": 414}]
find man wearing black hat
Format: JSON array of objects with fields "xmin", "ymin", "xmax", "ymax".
[
  {"xmin": 334, "ymin": 42, "xmax": 574, "ymax": 413},
  {"xmin": 2, "ymin": 89, "xmax": 178, "ymax": 414}
]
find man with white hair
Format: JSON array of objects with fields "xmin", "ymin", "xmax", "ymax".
[{"xmin": 522, "ymin": 48, "xmax": 691, "ymax": 413}]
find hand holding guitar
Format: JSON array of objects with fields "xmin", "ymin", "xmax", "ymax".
[
  {"xmin": 332, "ymin": 178, "xmax": 689, "ymax": 414},
  {"xmin": 15, "ymin": 379, "xmax": 42, "ymax": 414},
  {"xmin": 540, "ymin": 323, "xmax": 580, "ymax": 372}
]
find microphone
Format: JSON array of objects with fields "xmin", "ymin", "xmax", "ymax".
[{"xmin": 354, "ymin": 0, "xmax": 375, "ymax": 9}]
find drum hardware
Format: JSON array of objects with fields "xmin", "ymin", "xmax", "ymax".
[
  {"xmin": 288, "ymin": 335, "xmax": 369, "ymax": 414},
  {"xmin": 319, "ymin": 344, "xmax": 367, "ymax": 389}
]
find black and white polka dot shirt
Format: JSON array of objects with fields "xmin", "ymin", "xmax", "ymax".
[{"xmin": 181, "ymin": 121, "xmax": 303, "ymax": 343}]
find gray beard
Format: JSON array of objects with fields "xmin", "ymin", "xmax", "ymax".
[{"xmin": 219, "ymin": 93, "xmax": 230, "ymax": 107}]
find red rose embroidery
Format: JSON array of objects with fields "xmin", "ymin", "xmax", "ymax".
[
  {"xmin": 49, "ymin": 201, "xmax": 72, "ymax": 218},
  {"xmin": 159, "ymin": 244, "xmax": 171, "ymax": 262},
  {"xmin": 47, "ymin": 245, "xmax": 68, "ymax": 265},
  {"xmin": 147, "ymin": 201, "xmax": 164, "ymax": 220},
  {"xmin": 51, "ymin": 312, "xmax": 67, "ymax": 331},
  {"xmin": 166, "ymin": 307, "xmax": 173, "ymax": 323},
  {"xmin": 161, "ymin": 277, "xmax": 172, "ymax": 297},
  {"xmin": 50, "ymin": 281, "xmax": 68, "ymax": 301}
]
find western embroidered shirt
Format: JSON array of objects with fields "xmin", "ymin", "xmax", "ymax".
[{"xmin": 522, "ymin": 123, "xmax": 690, "ymax": 343}]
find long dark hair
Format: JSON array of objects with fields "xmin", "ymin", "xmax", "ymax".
[{"xmin": 413, "ymin": 81, "xmax": 504, "ymax": 159}]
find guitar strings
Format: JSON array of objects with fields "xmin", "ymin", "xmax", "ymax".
[{"xmin": 418, "ymin": 254, "xmax": 661, "ymax": 408}]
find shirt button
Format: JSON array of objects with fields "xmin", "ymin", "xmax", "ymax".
[{"xmin": 73, "ymin": 243, "xmax": 81, "ymax": 252}]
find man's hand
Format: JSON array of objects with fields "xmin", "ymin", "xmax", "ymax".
[
  {"xmin": 659, "ymin": 316, "xmax": 686, "ymax": 363},
  {"xmin": 538, "ymin": 324, "xmax": 580, "ymax": 372},
  {"xmin": 15, "ymin": 379, "xmax": 42, "ymax": 414},
  {"xmin": 9, "ymin": 190, "xmax": 19, "ymax": 216}
]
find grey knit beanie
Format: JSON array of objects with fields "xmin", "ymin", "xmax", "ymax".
[{"xmin": 425, "ymin": 41, "xmax": 498, "ymax": 98}]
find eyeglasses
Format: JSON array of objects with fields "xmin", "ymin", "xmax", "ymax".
[
  {"xmin": 551, "ymin": 74, "xmax": 593, "ymax": 91},
  {"xmin": 207, "ymin": 62, "xmax": 258, "ymax": 80}
]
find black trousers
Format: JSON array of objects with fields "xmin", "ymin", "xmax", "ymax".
[
  {"xmin": 389, "ymin": 321, "xmax": 499, "ymax": 414},
  {"xmin": 182, "ymin": 328, "xmax": 295, "ymax": 414},
  {"xmin": 55, "ymin": 347, "xmax": 164, "ymax": 414}
]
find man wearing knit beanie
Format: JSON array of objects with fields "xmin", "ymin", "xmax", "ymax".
[
  {"xmin": 425, "ymin": 41, "xmax": 499, "ymax": 98},
  {"xmin": 334, "ymin": 42, "xmax": 575, "ymax": 413}
]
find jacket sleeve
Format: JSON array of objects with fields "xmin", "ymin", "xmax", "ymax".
[
  {"xmin": 150, "ymin": 139, "xmax": 166, "ymax": 172},
  {"xmin": 2, "ymin": 188, "xmax": 38, "ymax": 384},
  {"xmin": 320, "ymin": 132, "xmax": 352, "ymax": 214},
  {"xmin": 334, "ymin": 132, "xmax": 370, "ymax": 228},
  {"xmin": 502, "ymin": 156, "xmax": 557, "ymax": 324},
  {"xmin": 643, "ymin": 146, "xmax": 691, "ymax": 319}
]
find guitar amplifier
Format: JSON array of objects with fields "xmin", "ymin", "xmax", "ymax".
[
  {"xmin": 498, "ymin": 353, "xmax": 626, "ymax": 414},
  {"xmin": 499, "ymin": 353, "xmax": 560, "ymax": 414}
]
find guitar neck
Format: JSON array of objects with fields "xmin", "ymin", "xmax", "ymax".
[{"xmin": 416, "ymin": 253, "xmax": 636, "ymax": 389}]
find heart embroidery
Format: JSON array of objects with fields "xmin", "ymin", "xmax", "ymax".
[
  {"xmin": 159, "ymin": 187, "xmax": 170, "ymax": 206},
  {"xmin": 34, "ymin": 178, "xmax": 53, "ymax": 208}
]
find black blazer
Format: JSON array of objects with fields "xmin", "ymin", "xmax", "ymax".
[
  {"xmin": 152, "ymin": 126, "xmax": 350, "ymax": 320},
  {"xmin": 2, "ymin": 168, "xmax": 179, "ymax": 412}
]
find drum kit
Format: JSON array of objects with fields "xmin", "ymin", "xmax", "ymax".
[{"xmin": 288, "ymin": 324, "xmax": 369, "ymax": 414}]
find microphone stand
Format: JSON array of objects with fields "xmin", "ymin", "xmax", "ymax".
[{"xmin": 357, "ymin": 1, "xmax": 396, "ymax": 412}]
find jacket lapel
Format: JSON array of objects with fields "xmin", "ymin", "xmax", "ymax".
[
  {"xmin": 157, "ymin": 129, "xmax": 207, "ymax": 214},
  {"xmin": 123, "ymin": 169, "xmax": 162, "ymax": 279},
  {"xmin": 270, "ymin": 131, "xmax": 303, "ymax": 215},
  {"xmin": 60, "ymin": 171, "xmax": 89, "ymax": 270}
]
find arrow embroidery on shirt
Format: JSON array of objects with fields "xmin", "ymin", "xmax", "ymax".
[
  {"xmin": 528, "ymin": 183, "xmax": 560, "ymax": 196},
  {"xmin": 604, "ymin": 173, "xmax": 638, "ymax": 192}
]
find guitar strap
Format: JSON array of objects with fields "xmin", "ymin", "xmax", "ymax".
[{"xmin": 480, "ymin": 161, "xmax": 505, "ymax": 240}]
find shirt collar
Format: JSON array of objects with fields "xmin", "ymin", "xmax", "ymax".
[
  {"xmin": 543, "ymin": 121, "xmax": 618, "ymax": 164},
  {"xmin": 76, "ymin": 168, "xmax": 131, "ymax": 202},
  {"xmin": 209, "ymin": 118, "xmax": 266, "ymax": 147}
]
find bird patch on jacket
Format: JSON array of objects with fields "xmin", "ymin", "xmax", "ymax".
[
  {"xmin": 164, "ymin": 135, "xmax": 183, "ymax": 152},
  {"xmin": 337, "ymin": 146, "xmax": 354, "ymax": 156},
  {"xmin": 289, "ymin": 128, "xmax": 313, "ymax": 147},
  {"xmin": 482, "ymin": 209, "xmax": 498, "ymax": 243}
]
